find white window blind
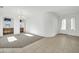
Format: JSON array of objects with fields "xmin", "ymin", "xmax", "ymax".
[
  {"xmin": 71, "ymin": 17, "xmax": 75, "ymax": 30},
  {"xmin": 61, "ymin": 19, "xmax": 66, "ymax": 30}
]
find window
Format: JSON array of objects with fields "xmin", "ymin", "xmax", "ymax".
[
  {"xmin": 61, "ymin": 19, "xmax": 66, "ymax": 30},
  {"xmin": 71, "ymin": 17, "xmax": 75, "ymax": 30},
  {"xmin": 4, "ymin": 18, "xmax": 11, "ymax": 27}
]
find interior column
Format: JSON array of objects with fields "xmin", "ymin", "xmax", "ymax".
[{"xmin": 14, "ymin": 17, "xmax": 20, "ymax": 34}]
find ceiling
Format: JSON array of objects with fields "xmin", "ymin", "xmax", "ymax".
[
  {"xmin": 0, "ymin": 6, "xmax": 79, "ymax": 16},
  {"xmin": 23, "ymin": 6, "xmax": 79, "ymax": 15}
]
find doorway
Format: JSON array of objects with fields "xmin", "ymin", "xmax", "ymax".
[{"xmin": 20, "ymin": 19, "xmax": 25, "ymax": 33}]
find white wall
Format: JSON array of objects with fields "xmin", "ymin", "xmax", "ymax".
[
  {"xmin": 1, "ymin": 6, "xmax": 79, "ymax": 37},
  {"xmin": 0, "ymin": 17, "xmax": 3, "ymax": 36},
  {"xmin": 23, "ymin": 19, "xmax": 27, "ymax": 32},
  {"xmin": 14, "ymin": 17, "xmax": 20, "ymax": 34},
  {"xmin": 26, "ymin": 11, "xmax": 46, "ymax": 36},
  {"xmin": 43, "ymin": 12, "xmax": 59, "ymax": 37},
  {"xmin": 26, "ymin": 11, "xmax": 59, "ymax": 37}
]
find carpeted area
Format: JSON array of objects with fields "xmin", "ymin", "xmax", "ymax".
[{"xmin": 0, "ymin": 33, "xmax": 43, "ymax": 48}]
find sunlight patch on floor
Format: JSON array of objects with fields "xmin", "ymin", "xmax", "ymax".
[
  {"xmin": 7, "ymin": 36, "xmax": 17, "ymax": 42},
  {"xmin": 24, "ymin": 34, "xmax": 34, "ymax": 37}
]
